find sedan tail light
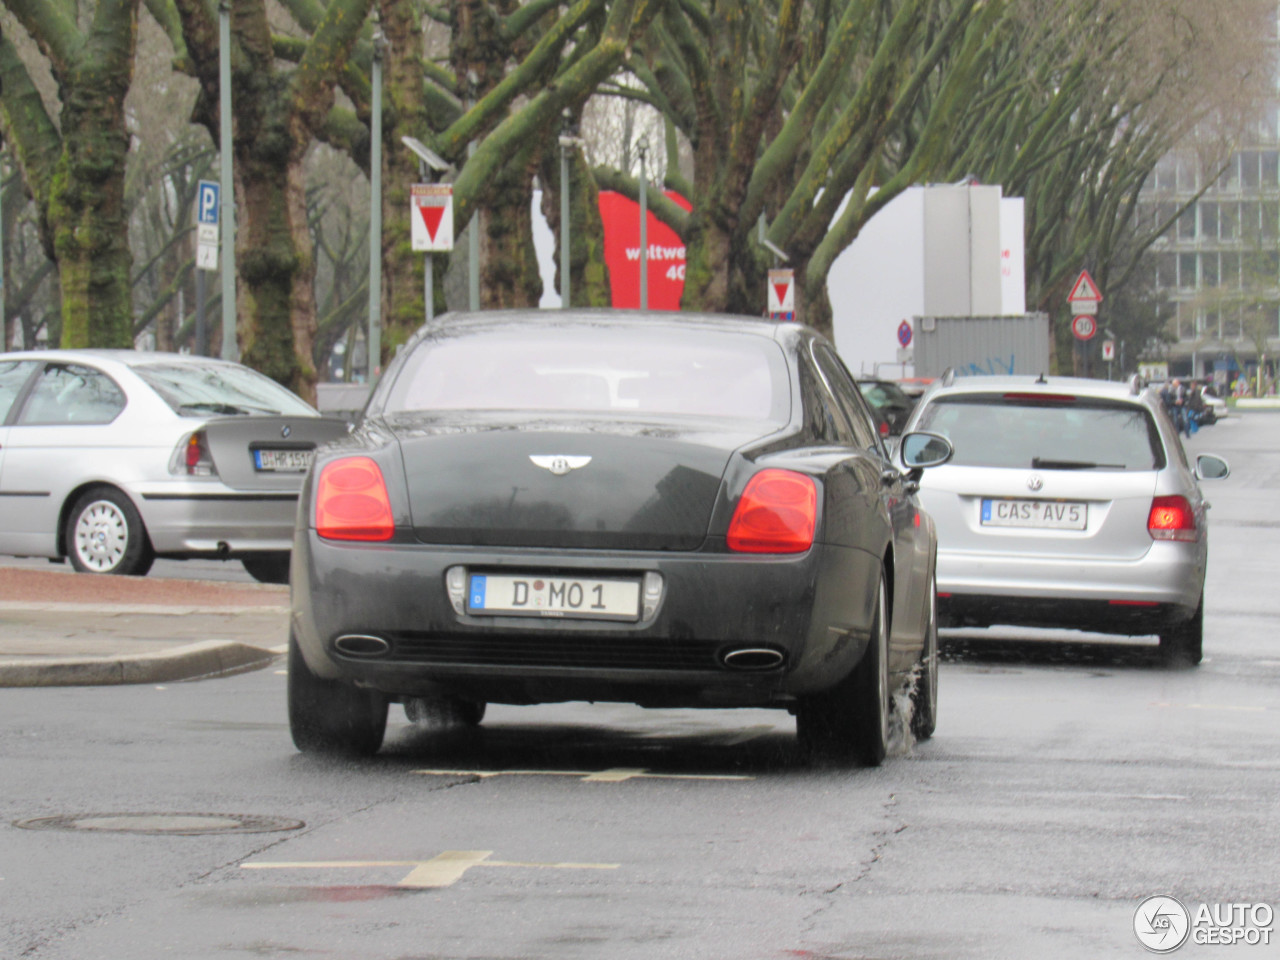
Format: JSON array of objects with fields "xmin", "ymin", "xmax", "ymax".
[
  {"xmin": 316, "ymin": 457, "xmax": 394, "ymax": 541},
  {"xmin": 727, "ymin": 469, "xmax": 817, "ymax": 554},
  {"xmin": 169, "ymin": 430, "xmax": 217, "ymax": 477},
  {"xmin": 1148, "ymin": 495, "xmax": 1197, "ymax": 542}
]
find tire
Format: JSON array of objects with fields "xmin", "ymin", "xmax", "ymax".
[
  {"xmin": 1159, "ymin": 596, "xmax": 1204, "ymax": 667},
  {"xmin": 242, "ymin": 553, "xmax": 291, "ymax": 585},
  {"xmin": 65, "ymin": 487, "xmax": 155, "ymax": 576},
  {"xmin": 288, "ymin": 635, "xmax": 388, "ymax": 756},
  {"xmin": 404, "ymin": 696, "xmax": 486, "ymax": 727},
  {"xmin": 910, "ymin": 575, "xmax": 939, "ymax": 741},
  {"xmin": 796, "ymin": 574, "xmax": 891, "ymax": 766}
]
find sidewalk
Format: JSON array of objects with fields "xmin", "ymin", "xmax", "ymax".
[{"xmin": 0, "ymin": 566, "xmax": 290, "ymax": 687}]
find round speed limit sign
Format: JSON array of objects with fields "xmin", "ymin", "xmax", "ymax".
[{"xmin": 1072, "ymin": 314, "xmax": 1097, "ymax": 340}]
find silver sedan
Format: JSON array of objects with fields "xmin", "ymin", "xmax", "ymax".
[
  {"xmin": 0, "ymin": 350, "xmax": 347, "ymax": 581},
  {"xmin": 903, "ymin": 374, "xmax": 1229, "ymax": 665}
]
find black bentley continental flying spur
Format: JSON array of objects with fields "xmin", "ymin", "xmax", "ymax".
[{"xmin": 289, "ymin": 311, "xmax": 951, "ymax": 763}]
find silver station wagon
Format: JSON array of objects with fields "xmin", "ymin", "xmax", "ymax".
[
  {"xmin": 904, "ymin": 374, "xmax": 1229, "ymax": 665},
  {"xmin": 0, "ymin": 350, "xmax": 347, "ymax": 581}
]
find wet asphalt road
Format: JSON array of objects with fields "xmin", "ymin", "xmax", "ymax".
[{"xmin": 1, "ymin": 414, "xmax": 1278, "ymax": 959}]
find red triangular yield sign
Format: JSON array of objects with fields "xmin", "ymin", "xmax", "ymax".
[
  {"xmin": 1067, "ymin": 269, "xmax": 1101, "ymax": 302},
  {"xmin": 418, "ymin": 204, "xmax": 446, "ymax": 241},
  {"xmin": 773, "ymin": 283, "xmax": 790, "ymax": 305}
]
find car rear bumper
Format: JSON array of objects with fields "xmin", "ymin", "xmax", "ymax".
[
  {"xmin": 137, "ymin": 486, "xmax": 300, "ymax": 555},
  {"xmin": 936, "ymin": 540, "xmax": 1204, "ymax": 631},
  {"xmin": 291, "ymin": 532, "xmax": 883, "ymax": 708}
]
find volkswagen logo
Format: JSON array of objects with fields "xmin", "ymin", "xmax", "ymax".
[
  {"xmin": 1026, "ymin": 473, "xmax": 1044, "ymax": 492},
  {"xmin": 530, "ymin": 455, "xmax": 592, "ymax": 476}
]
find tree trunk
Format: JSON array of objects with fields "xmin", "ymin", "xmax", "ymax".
[
  {"xmin": 378, "ymin": 0, "xmax": 436, "ymax": 360},
  {"xmin": 46, "ymin": 1, "xmax": 140, "ymax": 349},
  {"xmin": 482, "ymin": 153, "xmax": 543, "ymax": 308},
  {"xmin": 235, "ymin": 149, "xmax": 316, "ymax": 401}
]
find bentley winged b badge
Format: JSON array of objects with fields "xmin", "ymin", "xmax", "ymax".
[{"xmin": 529, "ymin": 455, "xmax": 592, "ymax": 476}]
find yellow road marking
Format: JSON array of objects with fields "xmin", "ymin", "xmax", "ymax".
[
  {"xmin": 242, "ymin": 850, "xmax": 619, "ymax": 888},
  {"xmin": 400, "ymin": 850, "xmax": 493, "ymax": 888},
  {"xmin": 412, "ymin": 766, "xmax": 752, "ymax": 782}
]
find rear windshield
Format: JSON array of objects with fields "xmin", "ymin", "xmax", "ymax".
[
  {"xmin": 134, "ymin": 362, "xmax": 316, "ymax": 417},
  {"xmin": 384, "ymin": 326, "xmax": 791, "ymax": 424},
  {"xmin": 914, "ymin": 393, "xmax": 1165, "ymax": 470}
]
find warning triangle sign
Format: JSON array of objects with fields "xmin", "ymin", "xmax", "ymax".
[
  {"xmin": 768, "ymin": 268, "xmax": 795, "ymax": 313},
  {"xmin": 1067, "ymin": 269, "xmax": 1102, "ymax": 303},
  {"xmin": 418, "ymin": 205, "xmax": 445, "ymax": 242}
]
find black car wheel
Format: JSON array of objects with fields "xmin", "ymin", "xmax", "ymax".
[
  {"xmin": 288, "ymin": 635, "xmax": 388, "ymax": 756},
  {"xmin": 404, "ymin": 696, "xmax": 487, "ymax": 727},
  {"xmin": 242, "ymin": 552, "xmax": 291, "ymax": 585},
  {"xmin": 65, "ymin": 487, "xmax": 155, "ymax": 577},
  {"xmin": 796, "ymin": 574, "xmax": 891, "ymax": 765},
  {"xmin": 1159, "ymin": 595, "xmax": 1203, "ymax": 667},
  {"xmin": 909, "ymin": 575, "xmax": 939, "ymax": 741}
]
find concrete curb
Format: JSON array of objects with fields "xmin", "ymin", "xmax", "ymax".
[{"xmin": 0, "ymin": 640, "xmax": 282, "ymax": 688}]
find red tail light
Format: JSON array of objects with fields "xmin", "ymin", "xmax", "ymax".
[
  {"xmin": 727, "ymin": 469, "xmax": 817, "ymax": 553},
  {"xmin": 316, "ymin": 457, "xmax": 394, "ymax": 541},
  {"xmin": 170, "ymin": 430, "xmax": 216, "ymax": 477},
  {"xmin": 1148, "ymin": 495, "xmax": 1196, "ymax": 542}
]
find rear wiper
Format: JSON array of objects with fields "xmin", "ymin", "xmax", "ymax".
[{"xmin": 1031, "ymin": 457, "xmax": 1125, "ymax": 470}]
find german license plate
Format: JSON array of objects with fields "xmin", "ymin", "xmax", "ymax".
[
  {"xmin": 253, "ymin": 448, "xmax": 313, "ymax": 472},
  {"xmin": 468, "ymin": 574, "xmax": 641, "ymax": 621},
  {"xmin": 981, "ymin": 499, "xmax": 1087, "ymax": 530}
]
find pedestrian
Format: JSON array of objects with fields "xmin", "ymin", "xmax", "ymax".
[{"xmin": 1161, "ymin": 378, "xmax": 1189, "ymax": 436}]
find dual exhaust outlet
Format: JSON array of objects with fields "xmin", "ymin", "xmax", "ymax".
[{"xmin": 334, "ymin": 634, "xmax": 785, "ymax": 671}]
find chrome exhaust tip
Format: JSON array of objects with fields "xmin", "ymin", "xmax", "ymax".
[
  {"xmin": 334, "ymin": 634, "xmax": 391, "ymax": 657},
  {"xmin": 720, "ymin": 647, "xmax": 785, "ymax": 670}
]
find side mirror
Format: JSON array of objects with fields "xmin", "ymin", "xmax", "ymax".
[
  {"xmin": 900, "ymin": 431, "xmax": 954, "ymax": 470},
  {"xmin": 1195, "ymin": 453, "xmax": 1230, "ymax": 481}
]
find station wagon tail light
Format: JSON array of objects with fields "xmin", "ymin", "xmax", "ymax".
[
  {"xmin": 316, "ymin": 457, "xmax": 394, "ymax": 541},
  {"xmin": 1147, "ymin": 495, "xmax": 1197, "ymax": 542},
  {"xmin": 169, "ymin": 430, "xmax": 216, "ymax": 477},
  {"xmin": 727, "ymin": 469, "xmax": 817, "ymax": 554}
]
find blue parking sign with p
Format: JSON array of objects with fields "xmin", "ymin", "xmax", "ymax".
[{"xmin": 197, "ymin": 181, "xmax": 220, "ymax": 225}]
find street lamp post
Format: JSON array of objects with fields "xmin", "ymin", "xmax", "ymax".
[
  {"xmin": 637, "ymin": 136, "xmax": 648, "ymax": 311},
  {"xmin": 558, "ymin": 111, "xmax": 574, "ymax": 308},
  {"xmin": 218, "ymin": 0, "xmax": 237, "ymax": 362},
  {"xmin": 368, "ymin": 25, "xmax": 384, "ymax": 382}
]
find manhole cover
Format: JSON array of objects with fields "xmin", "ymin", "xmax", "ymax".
[{"xmin": 13, "ymin": 813, "xmax": 305, "ymax": 836}]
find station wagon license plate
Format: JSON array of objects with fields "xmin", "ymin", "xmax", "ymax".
[
  {"xmin": 253, "ymin": 448, "xmax": 313, "ymax": 472},
  {"xmin": 468, "ymin": 574, "xmax": 641, "ymax": 621},
  {"xmin": 981, "ymin": 498, "xmax": 1087, "ymax": 530}
]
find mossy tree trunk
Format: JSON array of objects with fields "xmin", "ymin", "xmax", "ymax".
[
  {"xmin": 168, "ymin": 0, "xmax": 370, "ymax": 402},
  {"xmin": 0, "ymin": 0, "xmax": 140, "ymax": 348}
]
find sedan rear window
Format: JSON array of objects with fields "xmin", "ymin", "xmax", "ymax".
[
  {"xmin": 914, "ymin": 393, "xmax": 1165, "ymax": 470},
  {"xmin": 384, "ymin": 326, "xmax": 790, "ymax": 424},
  {"xmin": 134, "ymin": 362, "xmax": 316, "ymax": 417}
]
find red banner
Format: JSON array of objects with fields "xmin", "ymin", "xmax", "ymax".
[{"xmin": 598, "ymin": 190, "xmax": 692, "ymax": 310}]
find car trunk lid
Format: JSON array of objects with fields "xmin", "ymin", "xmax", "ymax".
[
  {"xmin": 204, "ymin": 416, "xmax": 350, "ymax": 492},
  {"xmin": 391, "ymin": 414, "xmax": 756, "ymax": 550},
  {"xmin": 919, "ymin": 465, "xmax": 1160, "ymax": 561}
]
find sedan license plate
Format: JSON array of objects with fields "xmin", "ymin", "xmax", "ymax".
[
  {"xmin": 468, "ymin": 574, "xmax": 641, "ymax": 621},
  {"xmin": 981, "ymin": 498, "xmax": 1086, "ymax": 530},
  {"xmin": 253, "ymin": 448, "xmax": 313, "ymax": 472}
]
